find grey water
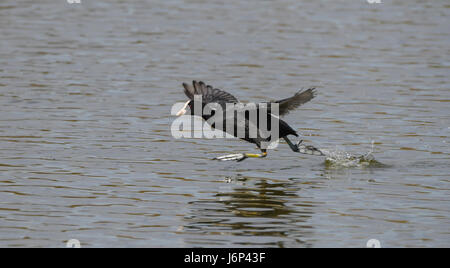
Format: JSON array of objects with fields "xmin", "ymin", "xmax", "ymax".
[{"xmin": 0, "ymin": 0, "xmax": 449, "ymax": 247}]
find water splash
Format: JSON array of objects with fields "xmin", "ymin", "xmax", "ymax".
[{"xmin": 321, "ymin": 141, "xmax": 383, "ymax": 168}]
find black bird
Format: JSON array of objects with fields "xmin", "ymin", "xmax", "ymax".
[{"xmin": 176, "ymin": 80, "xmax": 324, "ymax": 161}]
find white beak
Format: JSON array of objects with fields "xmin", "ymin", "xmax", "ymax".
[{"xmin": 176, "ymin": 100, "xmax": 190, "ymax": 116}]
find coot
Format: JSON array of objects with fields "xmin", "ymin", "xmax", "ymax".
[{"xmin": 176, "ymin": 80, "xmax": 324, "ymax": 161}]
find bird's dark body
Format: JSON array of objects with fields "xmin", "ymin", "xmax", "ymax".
[{"xmin": 199, "ymin": 102, "xmax": 298, "ymax": 149}]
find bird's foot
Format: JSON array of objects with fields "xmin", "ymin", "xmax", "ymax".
[
  {"xmin": 296, "ymin": 140, "xmax": 325, "ymax": 156},
  {"xmin": 213, "ymin": 153, "xmax": 248, "ymax": 162}
]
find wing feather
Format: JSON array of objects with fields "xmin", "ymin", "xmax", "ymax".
[
  {"xmin": 182, "ymin": 80, "xmax": 239, "ymax": 104},
  {"xmin": 275, "ymin": 88, "xmax": 316, "ymax": 116}
]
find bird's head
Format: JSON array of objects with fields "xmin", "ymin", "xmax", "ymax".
[
  {"xmin": 176, "ymin": 97, "xmax": 217, "ymax": 120},
  {"xmin": 176, "ymin": 99, "xmax": 193, "ymax": 116}
]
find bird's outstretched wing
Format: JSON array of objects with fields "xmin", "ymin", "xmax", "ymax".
[
  {"xmin": 275, "ymin": 88, "xmax": 316, "ymax": 116},
  {"xmin": 182, "ymin": 81, "xmax": 239, "ymax": 104}
]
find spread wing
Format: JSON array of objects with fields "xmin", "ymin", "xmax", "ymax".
[
  {"xmin": 182, "ymin": 80, "xmax": 239, "ymax": 104},
  {"xmin": 275, "ymin": 88, "xmax": 316, "ymax": 116},
  {"xmin": 181, "ymin": 81, "xmax": 315, "ymax": 116}
]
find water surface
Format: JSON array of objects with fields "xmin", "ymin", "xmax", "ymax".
[{"xmin": 0, "ymin": 0, "xmax": 449, "ymax": 247}]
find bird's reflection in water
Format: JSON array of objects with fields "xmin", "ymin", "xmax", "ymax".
[{"xmin": 182, "ymin": 176, "xmax": 316, "ymax": 247}]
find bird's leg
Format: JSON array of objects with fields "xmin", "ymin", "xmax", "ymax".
[
  {"xmin": 213, "ymin": 153, "xmax": 247, "ymax": 161},
  {"xmin": 213, "ymin": 149, "xmax": 267, "ymax": 162},
  {"xmin": 284, "ymin": 137, "xmax": 325, "ymax": 156},
  {"xmin": 284, "ymin": 137, "xmax": 300, "ymax": 152}
]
